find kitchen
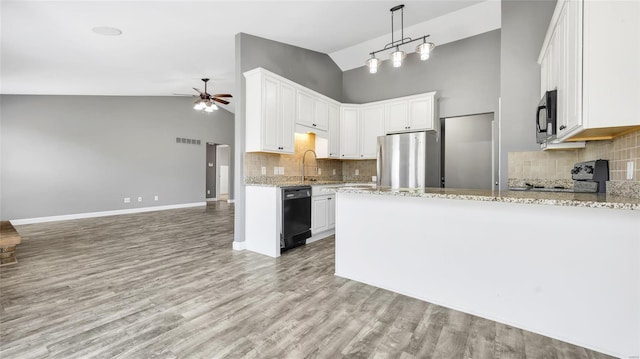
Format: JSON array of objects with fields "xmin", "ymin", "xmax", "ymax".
[
  {"xmin": 3, "ymin": 1, "xmax": 638, "ymax": 356},
  {"xmin": 239, "ymin": 1, "xmax": 640, "ymax": 358}
]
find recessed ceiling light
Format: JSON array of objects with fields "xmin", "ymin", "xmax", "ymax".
[{"xmin": 92, "ymin": 26, "xmax": 122, "ymax": 36}]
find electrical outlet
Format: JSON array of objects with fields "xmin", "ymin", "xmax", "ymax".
[
  {"xmin": 372, "ymin": 175, "xmax": 377, "ymax": 182},
  {"xmin": 280, "ymin": 167, "xmax": 285, "ymax": 175},
  {"xmin": 154, "ymin": 195, "xmax": 159, "ymax": 201},
  {"xmin": 355, "ymin": 169, "xmax": 359, "ymax": 176},
  {"xmin": 627, "ymin": 161, "xmax": 634, "ymax": 180},
  {"xmin": 207, "ymin": 190, "xmax": 210, "ymax": 195},
  {"xmin": 137, "ymin": 196, "xmax": 143, "ymax": 202},
  {"xmin": 318, "ymin": 168, "xmax": 322, "ymax": 175},
  {"xmin": 261, "ymin": 166, "xmax": 266, "ymax": 175},
  {"xmin": 124, "ymin": 197, "xmax": 131, "ymax": 203},
  {"xmin": 333, "ymin": 169, "xmax": 336, "ymax": 175},
  {"xmin": 274, "ymin": 167, "xmax": 279, "ymax": 175}
]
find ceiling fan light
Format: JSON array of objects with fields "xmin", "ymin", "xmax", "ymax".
[
  {"xmin": 194, "ymin": 102, "xmax": 205, "ymax": 110},
  {"xmin": 416, "ymin": 42, "xmax": 435, "ymax": 61},
  {"xmin": 204, "ymin": 106, "xmax": 215, "ymax": 113},
  {"xmin": 366, "ymin": 57, "xmax": 381, "ymax": 74},
  {"xmin": 390, "ymin": 50, "xmax": 406, "ymax": 68}
]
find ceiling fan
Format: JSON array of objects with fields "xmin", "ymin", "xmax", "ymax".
[{"xmin": 189, "ymin": 78, "xmax": 232, "ymax": 112}]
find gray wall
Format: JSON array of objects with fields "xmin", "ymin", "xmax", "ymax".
[
  {"xmin": 500, "ymin": 0, "xmax": 556, "ymax": 188},
  {"xmin": 1, "ymin": 95, "xmax": 234, "ymax": 220},
  {"xmin": 343, "ymin": 30, "xmax": 501, "ymax": 119},
  {"xmin": 234, "ymin": 33, "xmax": 343, "ymax": 243}
]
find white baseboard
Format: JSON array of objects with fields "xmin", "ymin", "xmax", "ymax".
[
  {"xmin": 10, "ymin": 202, "xmax": 207, "ymax": 225},
  {"xmin": 206, "ymin": 197, "xmax": 218, "ymax": 202},
  {"xmin": 232, "ymin": 241, "xmax": 246, "ymax": 251},
  {"xmin": 227, "ymin": 199, "xmax": 235, "ymax": 203}
]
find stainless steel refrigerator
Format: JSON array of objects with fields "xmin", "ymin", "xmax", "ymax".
[{"xmin": 376, "ymin": 131, "xmax": 440, "ymax": 189}]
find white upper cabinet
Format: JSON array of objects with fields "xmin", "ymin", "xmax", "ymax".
[
  {"xmin": 339, "ymin": 104, "xmax": 385, "ymax": 160},
  {"xmin": 339, "ymin": 106, "xmax": 360, "ymax": 159},
  {"xmin": 296, "ymin": 90, "xmax": 329, "ymax": 131},
  {"xmin": 245, "ymin": 67, "xmax": 338, "ymax": 154},
  {"xmin": 385, "ymin": 101, "xmax": 409, "ymax": 132},
  {"xmin": 384, "ymin": 93, "xmax": 437, "ymax": 133},
  {"xmin": 360, "ymin": 105, "xmax": 385, "ymax": 159},
  {"xmin": 245, "ymin": 68, "xmax": 295, "ymax": 154},
  {"xmin": 328, "ymin": 103, "xmax": 340, "ymax": 158},
  {"xmin": 539, "ymin": 0, "xmax": 640, "ymax": 142}
]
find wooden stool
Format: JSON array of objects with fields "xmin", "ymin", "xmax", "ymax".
[{"xmin": 0, "ymin": 221, "xmax": 21, "ymax": 266}]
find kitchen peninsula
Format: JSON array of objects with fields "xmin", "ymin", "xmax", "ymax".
[{"xmin": 332, "ymin": 187, "xmax": 640, "ymax": 358}]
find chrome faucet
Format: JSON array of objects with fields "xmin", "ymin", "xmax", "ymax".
[{"xmin": 302, "ymin": 149, "xmax": 318, "ymax": 182}]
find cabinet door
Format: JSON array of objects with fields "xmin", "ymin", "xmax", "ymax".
[
  {"xmin": 385, "ymin": 101, "xmax": 409, "ymax": 133},
  {"xmin": 340, "ymin": 107, "xmax": 360, "ymax": 159},
  {"xmin": 313, "ymin": 99, "xmax": 329, "ymax": 131},
  {"xmin": 327, "ymin": 196, "xmax": 335, "ymax": 230},
  {"xmin": 408, "ymin": 96, "xmax": 435, "ymax": 131},
  {"xmin": 262, "ymin": 76, "xmax": 280, "ymax": 151},
  {"xmin": 328, "ymin": 103, "xmax": 340, "ymax": 158},
  {"xmin": 360, "ymin": 105, "xmax": 385, "ymax": 159},
  {"xmin": 561, "ymin": 0, "xmax": 582, "ymax": 137},
  {"xmin": 280, "ymin": 82, "xmax": 296, "ymax": 153},
  {"xmin": 296, "ymin": 90, "xmax": 315, "ymax": 128},
  {"xmin": 555, "ymin": 5, "xmax": 568, "ymax": 138},
  {"xmin": 312, "ymin": 197, "xmax": 328, "ymax": 234}
]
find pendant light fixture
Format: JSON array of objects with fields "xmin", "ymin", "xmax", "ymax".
[{"xmin": 366, "ymin": 4, "xmax": 435, "ymax": 73}]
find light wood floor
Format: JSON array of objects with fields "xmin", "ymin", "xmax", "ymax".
[{"xmin": 1, "ymin": 202, "xmax": 613, "ymax": 359}]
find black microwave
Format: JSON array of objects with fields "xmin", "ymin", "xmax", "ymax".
[{"xmin": 536, "ymin": 90, "xmax": 557, "ymax": 144}]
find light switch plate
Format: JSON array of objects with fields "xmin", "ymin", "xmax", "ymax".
[
  {"xmin": 627, "ymin": 161, "xmax": 634, "ymax": 180},
  {"xmin": 274, "ymin": 167, "xmax": 278, "ymax": 175},
  {"xmin": 154, "ymin": 195, "xmax": 159, "ymax": 201},
  {"xmin": 261, "ymin": 166, "xmax": 266, "ymax": 175},
  {"xmin": 318, "ymin": 168, "xmax": 322, "ymax": 175},
  {"xmin": 124, "ymin": 197, "xmax": 131, "ymax": 203},
  {"xmin": 280, "ymin": 167, "xmax": 285, "ymax": 175},
  {"xmin": 355, "ymin": 169, "xmax": 359, "ymax": 176},
  {"xmin": 137, "ymin": 196, "xmax": 143, "ymax": 202}
]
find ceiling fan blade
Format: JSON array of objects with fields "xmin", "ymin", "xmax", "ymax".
[
  {"xmin": 212, "ymin": 98, "xmax": 230, "ymax": 105},
  {"xmin": 212, "ymin": 94, "xmax": 233, "ymax": 98},
  {"xmin": 193, "ymin": 87, "xmax": 203, "ymax": 94},
  {"xmin": 173, "ymin": 93, "xmax": 197, "ymax": 96}
]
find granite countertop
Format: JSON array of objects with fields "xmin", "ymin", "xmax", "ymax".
[
  {"xmin": 325, "ymin": 187, "xmax": 640, "ymax": 211},
  {"xmin": 245, "ymin": 180, "xmax": 369, "ymax": 188}
]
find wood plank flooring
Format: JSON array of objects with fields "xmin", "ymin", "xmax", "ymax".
[{"xmin": 1, "ymin": 201, "xmax": 614, "ymax": 359}]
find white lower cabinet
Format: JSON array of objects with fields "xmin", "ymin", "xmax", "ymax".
[{"xmin": 311, "ymin": 194, "xmax": 335, "ymax": 235}]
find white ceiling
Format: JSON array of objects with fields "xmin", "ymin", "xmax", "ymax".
[{"xmin": 0, "ymin": 1, "xmax": 500, "ymax": 113}]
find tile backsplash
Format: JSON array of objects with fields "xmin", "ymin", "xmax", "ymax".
[
  {"xmin": 244, "ymin": 133, "xmax": 376, "ymax": 183},
  {"xmin": 508, "ymin": 129, "xmax": 640, "ymax": 197}
]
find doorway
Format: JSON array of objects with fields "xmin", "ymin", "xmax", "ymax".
[
  {"xmin": 215, "ymin": 145, "xmax": 230, "ymax": 201},
  {"xmin": 205, "ymin": 143, "xmax": 230, "ymax": 201},
  {"xmin": 441, "ymin": 113, "xmax": 496, "ymax": 190}
]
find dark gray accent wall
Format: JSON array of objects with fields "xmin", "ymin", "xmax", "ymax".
[
  {"xmin": 343, "ymin": 30, "xmax": 501, "ymax": 119},
  {"xmin": 500, "ymin": 0, "xmax": 556, "ymax": 188},
  {"xmin": 0, "ymin": 95, "xmax": 234, "ymax": 220},
  {"xmin": 234, "ymin": 33, "xmax": 343, "ymax": 244}
]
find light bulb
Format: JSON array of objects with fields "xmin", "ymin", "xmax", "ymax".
[
  {"xmin": 366, "ymin": 57, "xmax": 381, "ymax": 74},
  {"xmin": 390, "ymin": 49, "xmax": 405, "ymax": 68},
  {"xmin": 194, "ymin": 102, "xmax": 204, "ymax": 110},
  {"xmin": 416, "ymin": 42, "xmax": 434, "ymax": 61},
  {"xmin": 204, "ymin": 106, "xmax": 215, "ymax": 113}
]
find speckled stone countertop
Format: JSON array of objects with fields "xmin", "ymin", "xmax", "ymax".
[
  {"xmin": 324, "ymin": 187, "xmax": 640, "ymax": 211},
  {"xmin": 245, "ymin": 180, "xmax": 369, "ymax": 188}
]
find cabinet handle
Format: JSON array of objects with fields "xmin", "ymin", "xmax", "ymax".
[{"xmin": 559, "ymin": 125, "xmax": 566, "ymax": 130}]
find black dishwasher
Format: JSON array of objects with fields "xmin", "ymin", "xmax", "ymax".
[{"xmin": 281, "ymin": 186, "xmax": 312, "ymax": 252}]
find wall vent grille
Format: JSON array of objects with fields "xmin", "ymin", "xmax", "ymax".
[{"xmin": 176, "ymin": 137, "xmax": 201, "ymax": 145}]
